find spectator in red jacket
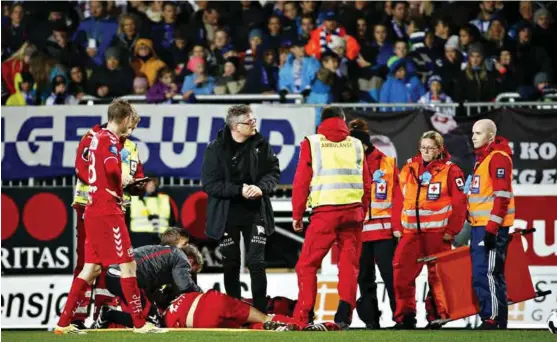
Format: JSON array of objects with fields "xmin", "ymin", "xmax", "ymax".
[{"xmin": 305, "ymin": 11, "xmax": 360, "ymax": 61}]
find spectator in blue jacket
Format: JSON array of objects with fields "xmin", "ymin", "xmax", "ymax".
[
  {"xmin": 379, "ymin": 58, "xmax": 425, "ymax": 111},
  {"xmin": 181, "ymin": 56, "xmax": 216, "ymax": 101},
  {"xmin": 278, "ymin": 39, "xmax": 320, "ymax": 96},
  {"xmin": 72, "ymin": 1, "xmax": 118, "ymax": 67}
]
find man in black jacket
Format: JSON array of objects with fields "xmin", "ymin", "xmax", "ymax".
[{"xmin": 201, "ymin": 104, "xmax": 280, "ymax": 313}]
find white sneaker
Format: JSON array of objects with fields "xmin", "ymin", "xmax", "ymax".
[
  {"xmin": 53, "ymin": 324, "xmax": 86, "ymax": 335},
  {"xmin": 133, "ymin": 322, "xmax": 168, "ymax": 334}
]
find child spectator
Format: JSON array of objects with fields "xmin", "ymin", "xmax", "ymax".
[
  {"xmin": 46, "ymin": 75, "xmax": 78, "ymax": 105},
  {"xmin": 243, "ymin": 29, "xmax": 263, "ymax": 72},
  {"xmin": 88, "ymin": 46, "xmax": 134, "ymax": 98},
  {"xmin": 214, "ymin": 57, "xmax": 246, "ymax": 95},
  {"xmin": 147, "ymin": 66, "xmax": 179, "ymax": 103},
  {"xmin": 181, "ymin": 56, "xmax": 216, "ymax": 101},
  {"xmin": 418, "ymin": 75, "xmax": 455, "ymax": 116},
  {"xmin": 379, "ymin": 58, "xmax": 425, "ymax": 111},
  {"xmin": 6, "ymin": 71, "xmax": 35, "ymax": 106},
  {"xmin": 133, "ymin": 76, "xmax": 149, "ymax": 95},
  {"xmin": 131, "ymin": 38, "xmax": 167, "ymax": 87}
]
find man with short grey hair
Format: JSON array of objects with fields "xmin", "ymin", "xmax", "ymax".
[{"xmin": 201, "ymin": 104, "xmax": 280, "ymax": 313}]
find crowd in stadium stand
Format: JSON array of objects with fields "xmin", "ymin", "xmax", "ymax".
[{"xmin": 2, "ymin": 1, "xmax": 557, "ymax": 110}]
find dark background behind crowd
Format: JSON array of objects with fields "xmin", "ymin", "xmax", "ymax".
[{"xmin": 2, "ymin": 1, "xmax": 557, "ymax": 113}]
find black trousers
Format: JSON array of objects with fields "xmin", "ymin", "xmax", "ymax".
[
  {"xmin": 357, "ymin": 239, "xmax": 396, "ymax": 326},
  {"xmin": 219, "ymin": 220, "xmax": 267, "ymax": 313}
]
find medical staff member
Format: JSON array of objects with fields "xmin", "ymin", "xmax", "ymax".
[
  {"xmin": 292, "ymin": 107, "xmax": 372, "ymax": 329},
  {"xmin": 467, "ymin": 119, "xmax": 515, "ymax": 329},
  {"xmin": 393, "ymin": 131, "xmax": 466, "ymax": 329},
  {"xmin": 348, "ymin": 119, "xmax": 402, "ymax": 329},
  {"xmin": 129, "ymin": 176, "xmax": 175, "ymax": 247}
]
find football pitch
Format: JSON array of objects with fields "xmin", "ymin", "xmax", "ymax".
[{"xmin": 2, "ymin": 330, "xmax": 555, "ymax": 342}]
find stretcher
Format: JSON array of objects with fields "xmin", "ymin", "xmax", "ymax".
[{"xmin": 417, "ymin": 229, "xmax": 552, "ymax": 325}]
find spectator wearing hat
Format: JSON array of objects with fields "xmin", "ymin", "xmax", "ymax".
[
  {"xmin": 72, "ymin": 1, "xmax": 118, "ymax": 66},
  {"xmin": 46, "ymin": 75, "xmax": 78, "ymax": 105},
  {"xmin": 520, "ymin": 72, "xmax": 557, "ymax": 101},
  {"xmin": 181, "ymin": 56, "xmax": 216, "ymax": 100},
  {"xmin": 469, "ymin": 1, "xmax": 499, "ymax": 37},
  {"xmin": 514, "ymin": 23, "xmax": 553, "ymax": 88},
  {"xmin": 388, "ymin": 1, "xmax": 409, "ymax": 41},
  {"xmin": 6, "ymin": 71, "xmax": 35, "ymax": 106},
  {"xmin": 88, "ymin": 46, "xmax": 134, "ymax": 98},
  {"xmin": 532, "ymin": 8, "xmax": 557, "ymax": 75},
  {"xmin": 305, "ymin": 10, "xmax": 360, "ymax": 61},
  {"xmin": 278, "ymin": 38, "xmax": 320, "ymax": 97},
  {"xmin": 455, "ymin": 43, "xmax": 498, "ymax": 111},
  {"xmin": 379, "ymin": 58, "xmax": 425, "ymax": 111},
  {"xmin": 418, "ymin": 75, "xmax": 455, "ymax": 116},
  {"xmin": 131, "ymin": 38, "xmax": 167, "ymax": 87},
  {"xmin": 243, "ymin": 29, "xmax": 264, "ymax": 72},
  {"xmin": 243, "ymin": 48, "xmax": 278, "ymax": 94},
  {"xmin": 435, "ymin": 35, "xmax": 464, "ymax": 98},
  {"xmin": 214, "ymin": 57, "xmax": 246, "ymax": 95}
]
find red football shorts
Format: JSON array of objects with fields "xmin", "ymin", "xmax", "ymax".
[{"xmin": 84, "ymin": 214, "xmax": 134, "ymax": 266}]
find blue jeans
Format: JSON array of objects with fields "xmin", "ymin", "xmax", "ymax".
[{"xmin": 470, "ymin": 226, "xmax": 510, "ymax": 326}]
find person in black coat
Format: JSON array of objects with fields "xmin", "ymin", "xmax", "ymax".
[{"xmin": 201, "ymin": 104, "xmax": 280, "ymax": 313}]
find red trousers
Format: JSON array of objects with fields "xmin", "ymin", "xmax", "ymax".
[
  {"xmin": 73, "ymin": 206, "xmax": 113, "ymax": 321},
  {"xmin": 392, "ymin": 232, "xmax": 451, "ymax": 323},
  {"xmin": 293, "ymin": 207, "xmax": 363, "ymax": 323}
]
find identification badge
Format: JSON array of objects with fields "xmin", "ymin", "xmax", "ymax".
[
  {"xmin": 375, "ymin": 182, "xmax": 388, "ymax": 200},
  {"xmin": 471, "ymin": 175, "xmax": 481, "ymax": 194},
  {"xmin": 427, "ymin": 182, "xmax": 441, "ymax": 200}
]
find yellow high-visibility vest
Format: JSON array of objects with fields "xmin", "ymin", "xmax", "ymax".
[
  {"xmin": 121, "ymin": 139, "xmax": 141, "ymax": 209},
  {"xmin": 130, "ymin": 194, "xmax": 171, "ymax": 233},
  {"xmin": 306, "ymin": 134, "xmax": 364, "ymax": 208},
  {"xmin": 467, "ymin": 151, "xmax": 515, "ymax": 227},
  {"xmin": 72, "ymin": 139, "xmax": 141, "ymax": 209}
]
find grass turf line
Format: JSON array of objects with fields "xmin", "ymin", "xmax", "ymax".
[{"xmin": 2, "ymin": 330, "xmax": 555, "ymax": 342}]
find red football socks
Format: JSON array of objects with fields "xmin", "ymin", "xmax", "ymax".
[
  {"xmin": 57, "ymin": 277, "xmax": 89, "ymax": 327},
  {"xmin": 120, "ymin": 277, "xmax": 146, "ymax": 328}
]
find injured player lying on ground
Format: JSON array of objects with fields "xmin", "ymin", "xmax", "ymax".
[{"xmin": 92, "ymin": 244, "xmax": 340, "ymax": 331}]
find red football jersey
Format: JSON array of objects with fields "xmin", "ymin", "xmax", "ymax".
[{"xmin": 85, "ymin": 128, "xmax": 124, "ymax": 217}]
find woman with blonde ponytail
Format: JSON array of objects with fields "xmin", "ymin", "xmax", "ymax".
[
  {"xmin": 392, "ymin": 130, "xmax": 467, "ymax": 329},
  {"xmin": 349, "ymin": 119, "xmax": 402, "ymax": 329}
]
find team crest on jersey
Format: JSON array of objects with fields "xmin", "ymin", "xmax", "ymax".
[
  {"xmin": 496, "ymin": 168, "xmax": 505, "ymax": 179},
  {"xmin": 127, "ymin": 247, "xmax": 133, "ymax": 257},
  {"xmin": 427, "ymin": 182, "xmax": 441, "ymax": 200},
  {"xmin": 375, "ymin": 182, "xmax": 388, "ymax": 200},
  {"xmin": 109, "ymin": 144, "xmax": 118, "ymax": 156},
  {"xmin": 471, "ymin": 175, "xmax": 481, "ymax": 194},
  {"xmin": 256, "ymin": 225, "xmax": 265, "ymax": 235}
]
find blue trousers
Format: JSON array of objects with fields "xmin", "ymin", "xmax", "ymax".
[{"xmin": 470, "ymin": 226, "xmax": 510, "ymax": 326}]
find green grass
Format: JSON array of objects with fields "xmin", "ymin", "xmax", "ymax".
[{"xmin": 2, "ymin": 330, "xmax": 555, "ymax": 342}]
